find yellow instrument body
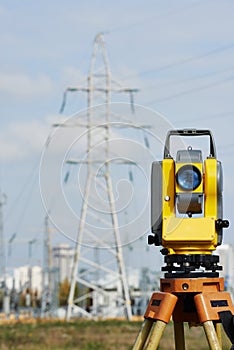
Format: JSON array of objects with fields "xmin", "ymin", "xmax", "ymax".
[{"xmin": 161, "ymin": 158, "xmax": 218, "ymax": 255}]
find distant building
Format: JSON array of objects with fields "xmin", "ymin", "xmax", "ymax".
[
  {"xmin": 72, "ymin": 267, "xmax": 158, "ymax": 318},
  {"xmin": 52, "ymin": 244, "xmax": 74, "ymax": 283},
  {"xmin": 216, "ymin": 244, "xmax": 234, "ymax": 290},
  {"xmin": 14, "ymin": 265, "xmax": 42, "ymax": 293}
]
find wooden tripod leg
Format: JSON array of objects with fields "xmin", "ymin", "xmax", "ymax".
[
  {"xmin": 203, "ymin": 321, "xmax": 221, "ymax": 350},
  {"xmin": 215, "ymin": 323, "xmax": 222, "ymax": 348},
  {"xmin": 132, "ymin": 292, "xmax": 178, "ymax": 350},
  {"xmin": 194, "ymin": 289, "xmax": 234, "ymax": 349},
  {"xmin": 174, "ymin": 322, "xmax": 185, "ymax": 350},
  {"xmin": 145, "ymin": 320, "xmax": 167, "ymax": 350},
  {"xmin": 132, "ymin": 319, "xmax": 154, "ymax": 350}
]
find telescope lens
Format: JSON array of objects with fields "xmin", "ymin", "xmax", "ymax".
[{"xmin": 176, "ymin": 165, "xmax": 201, "ymax": 191}]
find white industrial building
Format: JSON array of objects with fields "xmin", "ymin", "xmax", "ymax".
[
  {"xmin": 52, "ymin": 244, "xmax": 74, "ymax": 283},
  {"xmin": 13, "ymin": 265, "xmax": 42, "ymax": 293},
  {"xmin": 2, "ymin": 244, "xmax": 233, "ymax": 318}
]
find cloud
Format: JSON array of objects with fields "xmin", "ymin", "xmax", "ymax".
[
  {"xmin": 0, "ymin": 72, "xmax": 54, "ymax": 98},
  {"xmin": 0, "ymin": 5, "xmax": 7, "ymax": 16},
  {"xmin": 0, "ymin": 120, "xmax": 50, "ymax": 162},
  {"xmin": 61, "ymin": 67, "xmax": 86, "ymax": 86}
]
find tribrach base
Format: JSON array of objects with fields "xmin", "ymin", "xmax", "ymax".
[{"xmin": 132, "ymin": 277, "xmax": 234, "ymax": 350}]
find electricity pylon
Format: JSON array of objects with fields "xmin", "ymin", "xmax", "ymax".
[{"xmin": 63, "ymin": 33, "xmax": 138, "ymax": 320}]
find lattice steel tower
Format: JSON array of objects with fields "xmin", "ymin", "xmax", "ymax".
[{"xmin": 64, "ymin": 34, "xmax": 138, "ymax": 320}]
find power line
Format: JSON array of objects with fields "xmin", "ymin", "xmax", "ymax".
[
  {"xmin": 145, "ymin": 74, "xmax": 234, "ymax": 105},
  {"xmin": 174, "ymin": 110, "xmax": 234, "ymax": 124},
  {"xmin": 11, "ymin": 168, "xmax": 39, "ymax": 238},
  {"xmin": 103, "ymin": 0, "xmax": 204, "ymax": 35},
  {"xmin": 4, "ymin": 159, "xmax": 39, "ymax": 224},
  {"xmin": 143, "ymin": 65, "xmax": 234, "ymax": 92},
  {"xmin": 121, "ymin": 41, "xmax": 234, "ymax": 82},
  {"xmin": 5, "ymin": 127, "xmax": 54, "ymax": 244}
]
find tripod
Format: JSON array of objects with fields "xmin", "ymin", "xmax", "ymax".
[{"xmin": 132, "ymin": 277, "xmax": 234, "ymax": 350}]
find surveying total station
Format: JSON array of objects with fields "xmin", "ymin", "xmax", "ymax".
[{"xmin": 132, "ymin": 129, "xmax": 234, "ymax": 350}]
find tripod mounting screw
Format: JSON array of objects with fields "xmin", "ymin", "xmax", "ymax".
[{"xmin": 182, "ymin": 283, "xmax": 189, "ymax": 290}]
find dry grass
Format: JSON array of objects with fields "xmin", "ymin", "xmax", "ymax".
[{"xmin": 0, "ymin": 319, "xmax": 231, "ymax": 349}]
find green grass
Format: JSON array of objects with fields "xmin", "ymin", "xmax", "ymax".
[{"xmin": 0, "ymin": 319, "xmax": 231, "ymax": 349}]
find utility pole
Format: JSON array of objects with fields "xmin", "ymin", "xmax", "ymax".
[
  {"xmin": 0, "ymin": 191, "xmax": 7, "ymax": 282},
  {"xmin": 62, "ymin": 33, "xmax": 139, "ymax": 321},
  {"xmin": 8, "ymin": 233, "xmax": 16, "ymax": 258},
  {"xmin": 41, "ymin": 214, "xmax": 52, "ymax": 316},
  {"xmin": 45, "ymin": 214, "xmax": 52, "ymax": 292},
  {"xmin": 0, "ymin": 191, "xmax": 8, "ymax": 317},
  {"xmin": 28, "ymin": 238, "xmax": 36, "ymax": 291}
]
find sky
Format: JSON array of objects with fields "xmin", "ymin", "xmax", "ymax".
[{"xmin": 1, "ymin": 0, "xmax": 234, "ymax": 273}]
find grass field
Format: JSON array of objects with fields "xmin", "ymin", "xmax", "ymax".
[{"xmin": 0, "ymin": 319, "xmax": 231, "ymax": 349}]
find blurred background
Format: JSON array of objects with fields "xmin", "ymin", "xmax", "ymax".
[{"xmin": 0, "ymin": 0, "xmax": 234, "ymax": 320}]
